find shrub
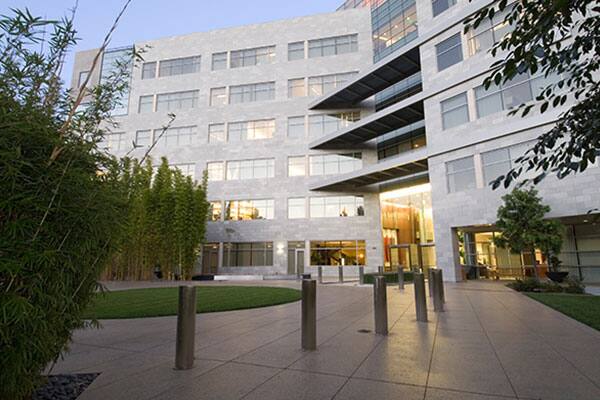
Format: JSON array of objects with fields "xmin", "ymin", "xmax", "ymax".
[
  {"xmin": 363, "ymin": 271, "xmax": 414, "ymax": 284},
  {"xmin": 507, "ymin": 277, "xmax": 542, "ymax": 292},
  {"xmin": 564, "ymin": 278, "xmax": 586, "ymax": 294}
]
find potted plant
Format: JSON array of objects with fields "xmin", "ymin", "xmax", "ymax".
[{"xmin": 546, "ymin": 255, "xmax": 569, "ymax": 283}]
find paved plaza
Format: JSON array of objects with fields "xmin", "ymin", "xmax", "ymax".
[{"xmin": 51, "ymin": 280, "xmax": 600, "ymax": 400}]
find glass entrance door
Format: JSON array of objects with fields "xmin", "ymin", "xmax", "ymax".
[{"xmin": 295, "ymin": 249, "xmax": 305, "ymax": 276}]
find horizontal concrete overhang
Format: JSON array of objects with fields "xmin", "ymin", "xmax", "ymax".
[
  {"xmin": 309, "ymin": 147, "xmax": 428, "ymax": 192},
  {"xmin": 308, "ymin": 43, "xmax": 421, "ymax": 110},
  {"xmin": 309, "ymin": 91, "xmax": 425, "ymax": 150}
]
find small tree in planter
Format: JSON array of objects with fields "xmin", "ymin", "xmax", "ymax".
[{"xmin": 493, "ymin": 188, "xmax": 563, "ymax": 279}]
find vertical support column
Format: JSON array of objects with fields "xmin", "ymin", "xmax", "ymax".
[
  {"xmin": 175, "ymin": 286, "xmax": 196, "ymax": 370},
  {"xmin": 413, "ymin": 273, "xmax": 428, "ymax": 323},
  {"xmin": 378, "ymin": 266, "xmax": 384, "ymax": 275},
  {"xmin": 338, "ymin": 266, "xmax": 344, "ymax": 283},
  {"xmin": 302, "ymin": 279, "xmax": 317, "ymax": 351},
  {"xmin": 359, "ymin": 266, "xmax": 365, "ymax": 285},
  {"xmin": 373, "ymin": 276, "xmax": 388, "ymax": 335},
  {"xmin": 397, "ymin": 266, "xmax": 404, "ymax": 290},
  {"xmin": 317, "ymin": 266, "xmax": 323, "ymax": 284},
  {"xmin": 432, "ymin": 270, "xmax": 444, "ymax": 312},
  {"xmin": 438, "ymin": 269, "xmax": 445, "ymax": 303},
  {"xmin": 428, "ymin": 268, "xmax": 435, "ymax": 297}
]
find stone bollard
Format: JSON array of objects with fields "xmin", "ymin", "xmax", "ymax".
[
  {"xmin": 432, "ymin": 270, "xmax": 444, "ymax": 312},
  {"xmin": 397, "ymin": 266, "xmax": 404, "ymax": 290},
  {"xmin": 301, "ymin": 279, "xmax": 317, "ymax": 350},
  {"xmin": 338, "ymin": 266, "xmax": 344, "ymax": 283},
  {"xmin": 359, "ymin": 266, "xmax": 365, "ymax": 285},
  {"xmin": 175, "ymin": 286, "xmax": 196, "ymax": 370},
  {"xmin": 317, "ymin": 266, "xmax": 323, "ymax": 284},
  {"xmin": 438, "ymin": 269, "xmax": 445, "ymax": 303},
  {"xmin": 413, "ymin": 273, "xmax": 428, "ymax": 323},
  {"xmin": 373, "ymin": 276, "xmax": 388, "ymax": 335},
  {"xmin": 428, "ymin": 268, "xmax": 435, "ymax": 297},
  {"xmin": 378, "ymin": 266, "xmax": 384, "ymax": 275}
]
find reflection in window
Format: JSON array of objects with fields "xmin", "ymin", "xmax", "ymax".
[
  {"xmin": 432, "ymin": 0, "xmax": 457, "ymax": 17},
  {"xmin": 207, "ymin": 162, "xmax": 224, "ymax": 181},
  {"xmin": 310, "ymin": 240, "xmax": 366, "ymax": 266},
  {"xmin": 100, "ymin": 47, "xmax": 133, "ymax": 116},
  {"xmin": 287, "ymin": 116, "xmax": 306, "ymax": 138},
  {"xmin": 226, "ymin": 159, "xmax": 275, "ymax": 180},
  {"xmin": 229, "ymin": 82, "xmax": 275, "ymax": 104},
  {"xmin": 481, "ymin": 142, "xmax": 534, "ymax": 184},
  {"xmin": 308, "ymin": 112, "xmax": 360, "ymax": 137},
  {"xmin": 159, "ymin": 56, "xmax": 201, "ymax": 77},
  {"xmin": 228, "ymin": 119, "xmax": 275, "ymax": 141},
  {"xmin": 309, "ymin": 153, "xmax": 362, "ymax": 176},
  {"xmin": 156, "ymin": 90, "xmax": 198, "ymax": 112},
  {"xmin": 307, "ymin": 72, "xmax": 357, "ymax": 96},
  {"xmin": 288, "ymin": 156, "xmax": 306, "ymax": 176},
  {"xmin": 446, "ymin": 156, "xmax": 476, "ymax": 193},
  {"xmin": 212, "ymin": 52, "xmax": 227, "ymax": 70},
  {"xmin": 372, "ymin": 0, "xmax": 417, "ymax": 61},
  {"xmin": 288, "ymin": 41, "xmax": 305, "ymax": 61},
  {"xmin": 441, "ymin": 92, "xmax": 469, "ymax": 130},
  {"xmin": 436, "ymin": 33, "xmax": 463, "ymax": 71},
  {"xmin": 106, "ymin": 132, "xmax": 127, "ymax": 151},
  {"xmin": 208, "ymin": 123, "xmax": 226, "ymax": 143},
  {"xmin": 468, "ymin": 6, "xmax": 513, "ymax": 55},
  {"xmin": 159, "ymin": 125, "xmax": 198, "ymax": 147},
  {"xmin": 224, "ymin": 242, "xmax": 274, "ymax": 267},
  {"xmin": 288, "ymin": 198, "xmax": 306, "ymax": 219},
  {"xmin": 309, "ymin": 196, "xmax": 364, "ymax": 218},
  {"xmin": 288, "ymin": 78, "xmax": 306, "ymax": 98},
  {"xmin": 208, "ymin": 201, "xmax": 222, "ymax": 221},
  {"xmin": 308, "ymin": 34, "xmax": 358, "ymax": 58},
  {"xmin": 210, "ymin": 87, "xmax": 227, "ymax": 106},
  {"xmin": 230, "ymin": 46, "xmax": 275, "ymax": 68},
  {"xmin": 226, "ymin": 199, "xmax": 274, "ymax": 220}
]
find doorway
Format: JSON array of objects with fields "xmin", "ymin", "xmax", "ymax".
[
  {"xmin": 294, "ymin": 249, "xmax": 305, "ymax": 276},
  {"xmin": 201, "ymin": 243, "xmax": 219, "ymax": 274}
]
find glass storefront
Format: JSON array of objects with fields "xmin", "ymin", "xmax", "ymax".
[{"xmin": 310, "ymin": 240, "xmax": 366, "ymax": 266}]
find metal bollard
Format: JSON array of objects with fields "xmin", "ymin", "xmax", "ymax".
[
  {"xmin": 338, "ymin": 266, "xmax": 344, "ymax": 283},
  {"xmin": 373, "ymin": 276, "xmax": 388, "ymax": 335},
  {"xmin": 438, "ymin": 269, "xmax": 445, "ymax": 303},
  {"xmin": 378, "ymin": 266, "xmax": 384, "ymax": 275},
  {"xmin": 318, "ymin": 266, "xmax": 323, "ymax": 284},
  {"xmin": 432, "ymin": 270, "xmax": 444, "ymax": 312},
  {"xmin": 302, "ymin": 279, "xmax": 317, "ymax": 350},
  {"xmin": 175, "ymin": 286, "xmax": 196, "ymax": 370},
  {"xmin": 359, "ymin": 266, "xmax": 365, "ymax": 285},
  {"xmin": 413, "ymin": 273, "xmax": 428, "ymax": 323},
  {"xmin": 397, "ymin": 266, "xmax": 404, "ymax": 290},
  {"xmin": 428, "ymin": 268, "xmax": 435, "ymax": 297}
]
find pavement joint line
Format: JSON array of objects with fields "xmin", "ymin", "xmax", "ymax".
[
  {"xmin": 421, "ymin": 306, "xmax": 440, "ymax": 400},
  {"xmin": 464, "ymin": 290, "xmax": 520, "ymax": 399}
]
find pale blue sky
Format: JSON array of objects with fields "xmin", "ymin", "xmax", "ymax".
[{"xmin": 3, "ymin": 0, "xmax": 342, "ymax": 83}]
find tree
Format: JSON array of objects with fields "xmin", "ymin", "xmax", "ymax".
[
  {"xmin": 493, "ymin": 188, "xmax": 563, "ymax": 278},
  {"xmin": 0, "ymin": 6, "xmax": 136, "ymax": 399},
  {"xmin": 465, "ymin": 1, "xmax": 600, "ymax": 188}
]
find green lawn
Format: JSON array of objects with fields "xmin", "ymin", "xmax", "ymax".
[
  {"xmin": 83, "ymin": 286, "xmax": 301, "ymax": 319},
  {"xmin": 526, "ymin": 292, "xmax": 600, "ymax": 331}
]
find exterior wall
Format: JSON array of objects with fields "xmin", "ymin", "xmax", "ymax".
[{"xmin": 72, "ymin": 9, "xmax": 382, "ymax": 276}]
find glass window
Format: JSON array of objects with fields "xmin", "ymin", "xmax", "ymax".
[
  {"xmin": 432, "ymin": 0, "xmax": 457, "ymax": 17},
  {"xmin": 309, "ymin": 240, "xmax": 366, "ymax": 266},
  {"xmin": 309, "ymin": 112, "xmax": 360, "ymax": 137},
  {"xmin": 309, "ymin": 153, "xmax": 362, "ymax": 176},
  {"xmin": 468, "ymin": 7, "xmax": 513, "ymax": 55},
  {"xmin": 171, "ymin": 163, "xmax": 195, "ymax": 179},
  {"xmin": 78, "ymin": 70, "xmax": 90, "ymax": 87},
  {"xmin": 308, "ymin": 34, "xmax": 358, "ymax": 58},
  {"xmin": 209, "ymin": 201, "xmax": 222, "ymax": 221},
  {"xmin": 475, "ymin": 83, "xmax": 503, "ymax": 118},
  {"xmin": 159, "ymin": 125, "xmax": 198, "ymax": 147},
  {"xmin": 158, "ymin": 56, "xmax": 201, "ymax": 77},
  {"xmin": 138, "ymin": 95, "xmax": 154, "ymax": 113},
  {"xmin": 309, "ymin": 196, "xmax": 364, "ymax": 218},
  {"xmin": 208, "ymin": 123, "xmax": 226, "ymax": 143},
  {"xmin": 501, "ymin": 72, "xmax": 533, "ymax": 109},
  {"xmin": 226, "ymin": 159, "xmax": 275, "ymax": 181},
  {"xmin": 135, "ymin": 130, "xmax": 152, "ymax": 147},
  {"xmin": 371, "ymin": 0, "xmax": 417, "ymax": 61},
  {"xmin": 100, "ymin": 47, "xmax": 133, "ymax": 116},
  {"xmin": 156, "ymin": 90, "xmax": 198, "ymax": 112},
  {"xmin": 210, "ymin": 87, "xmax": 227, "ymax": 106},
  {"xmin": 230, "ymin": 46, "xmax": 275, "ymax": 68},
  {"xmin": 227, "ymin": 119, "xmax": 275, "ymax": 142},
  {"xmin": 106, "ymin": 132, "xmax": 127, "ymax": 151},
  {"xmin": 441, "ymin": 92, "xmax": 469, "ymax": 130},
  {"xmin": 482, "ymin": 142, "xmax": 534, "ymax": 184},
  {"xmin": 223, "ymin": 242, "xmax": 273, "ymax": 267},
  {"xmin": 288, "ymin": 198, "xmax": 306, "ymax": 219},
  {"xmin": 288, "ymin": 41, "xmax": 305, "ymax": 61},
  {"xmin": 229, "ymin": 82, "xmax": 275, "ymax": 104},
  {"xmin": 288, "ymin": 156, "xmax": 306, "ymax": 176},
  {"xmin": 211, "ymin": 52, "xmax": 227, "ymax": 70},
  {"xmin": 436, "ymin": 33, "xmax": 463, "ymax": 71},
  {"xmin": 446, "ymin": 156, "xmax": 476, "ymax": 193},
  {"xmin": 288, "ymin": 78, "xmax": 306, "ymax": 98},
  {"xmin": 141, "ymin": 62, "xmax": 156, "ymax": 79},
  {"xmin": 308, "ymin": 72, "xmax": 357, "ymax": 96},
  {"xmin": 226, "ymin": 199, "xmax": 274, "ymax": 220},
  {"xmin": 288, "ymin": 116, "xmax": 306, "ymax": 138},
  {"xmin": 207, "ymin": 162, "xmax": 224, "ymax": 181}
]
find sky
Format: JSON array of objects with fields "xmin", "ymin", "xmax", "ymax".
[{"xmin": 3, "ymin": 0, "xmax": 342, "ymax": 83}]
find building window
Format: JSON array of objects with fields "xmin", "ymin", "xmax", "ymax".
[
  {"xmin": 158, "ymin": 56, "xmax": 201, "ymax": 77},
  {"xmin": 288, "ymin": 116, "xmax": 306, "ymax": 138},
  {"xmin": 138, "ymin": 95, "xmax": 154, "ymax": 113},
  {"xmin": 441, "ymin": 92, "xmax": 469, "ymax": 130},
  {"xmin": 229, "ymin": 82, "xmax": 275, "ymax": 104},
  {"xmin": 446, "ymin": 156, "xmax": 476, "ymax": 193},
  {"xmin": 309, "ymin": 196, "xmax": 364, "ymax": 218},
  {"xmin": 209, "ymin": 201, "xmax": 222, "ymax": 221},
  {"xmin": 307, "ymin": 34, "xmax": 358, "ymax": 58},
  {"xmin": 78, "ymin": 70, "xmax": 90, "ymax": 87},
  {"xmin": 288, "ymin": 156, "xmax": 306, "ymax": 176},
  {"xmin": 371, "ymin": 0, "xmax": 417, "ymax": 61},
  {"xmin": 223, "ymin": 242, "xmax": 273, "ymax": 267},
  {"xmin": 288, "ymin": 198, "xmax": 306, "ymax": 219},
  {"xmin": 159, "ymin": 125, "xmax": 197, "ymax": 147},
  {"xmin": 308, "ymin": 112, "xmax": 360, "ymax": 137},
  {"xmin": 308, "ymin": 72, "xmax": 357, "ymax": 96},
  {"xmin": 225, "ymin": 199, "xmax": 274, "ymax": 220},
  {"xmin": 288, "ymin": 78, "xmax": 306, "ymax": 98},
  {"xmin": 135, "ymin": 130, "xmax": 152, "ymax": 147},
  {"xmin": 171, "ymin": 163, "xmax": 195, "ymax": 179},
  {"xmin": 310, "ymin": 240, "xmax": 366, "ymax": 266},
  {"xmin": 106, "ymin": 132, "xmax": 127, "ymax": 151},
  {"xmin": 481, "ymin": 142, "xmax": 532, "ymax": 184},
  {"xmin": 100, "ymin": 47, "xmax": 133, "ymax": 116},
  {"xmin": 228, "ymin": 119, "xmax": 275, "ymax": 142},
  {"xmin": 141, "ymin": 62, "xmax": 156, "ymax": 79},
  {"xmin": 226, "ymin": 159, "xmax": 275, "ymax": 180},
  {"xmin": 468, "ymin": 6, "xmax": 513, "ymax": 55},
  {"xmin": 309, "ymin": 153, "xmax": 362, "ymax": 176},
  {"xmin": 436, "ymin": 33, "xmax": 463, "ymax": 71},
  {"xmin": 156, "ymin": 90, "xmax": 198, "ymax": 112},
  {"xmin": 208, "ymin": 123, "xmax": 226, "ymax": 143},
  {"xmin": 288, "ymin": 41, "xmax": 305, "ymax": 60},
  {"xmin": 432, "ymin": 0, "xmax": 457, "ymax": 18},
  {"xmin": 210, "ymin": 87, "xmax": 227, "ymax": 106},
  {"xmin": 211, "ymin": 52, "xmax": 227, "ymax": 71},
  {"xmin": 230, "ymin": 46, "xmax": 275, "ymax": 68},
  {"xmin": 207, "ymin": 162, "xmax": 224, "ymax": 181}
]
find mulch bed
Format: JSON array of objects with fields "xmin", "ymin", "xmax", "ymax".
[{"xmin": 32, "ymin": 373, "xmax": 99, "ymax": 400}]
